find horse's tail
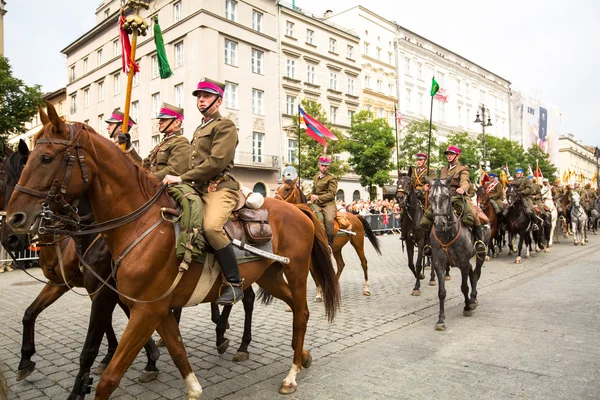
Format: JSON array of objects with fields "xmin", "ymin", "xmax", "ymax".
[
  {"xmin": 257, "ymin": 287, "xmax": 274, "ymax": 305},
  {"xmin": 357, "ymin": 215, "xmax": 382, "ymax": 255},
  {"xmin": 295, "ymin": 204, "xmax": 341, "ymax": 322}
]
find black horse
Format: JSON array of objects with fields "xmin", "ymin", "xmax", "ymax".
[{"xmin": 504, "ymin": 185, "xmax": 538, "ymax": 263}]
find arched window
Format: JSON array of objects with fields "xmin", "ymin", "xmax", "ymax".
[
  {"xmin": 253, "ymin": 182, "xmax": 267, "ymax": 197},
  {"xmin": 353, "ymin": 190, "xmax": 360, "ymax": 201},
  {"xmin": 336, "ymin": 189, "xmax": 345, "ymax": 202}
]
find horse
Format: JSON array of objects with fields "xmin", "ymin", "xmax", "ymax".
[
  {"xmin": 570, "ymin": 192, "xmax": 587, "ymax": 245},
  {"xmin": 476, "ymin": 184, "xmax": 500, "ymax": 260},
  {"xmin": 504, "ymin": 185, "xmax": 536, "ymax": 263},
  {"xmin": 541, "ymin": 184, "xmax": 558, "ymax": 249},
  {"xmin": 6, "ymin": 103, "xmax": 340, "ymax": 398},
  {"xmin": 590, "ymin": 197, "xmax": 600, "ymax": 233},
  {"xmin": 427, "ymin": 178, "xmax": 487, "ymax": 331},
  {"xmin": 396, "ymin": 170, "xmax": 449, "ymax": 296},
  {"xmin": 557, "ymin": 188, "xmax": 571, "ymax": 238},
  {"xmin": 276, "ymin": 177, "xmax": 381, "ymax": 298}
]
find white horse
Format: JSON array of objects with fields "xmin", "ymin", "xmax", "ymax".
[
  {"xmin": 570, "ymin": 192, "xmax": 588, "ymax": 246},
  {"xmin": 541, "ymin": 183, "xmax": 558, "ymax": 249}
]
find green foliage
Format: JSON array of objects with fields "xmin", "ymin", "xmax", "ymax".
[
  {"xmin": 484, "ymin": 135, "xmax": 526, "ymax": 175},
  {"xmin": 525, "ymin": 144, "xmax": 558, "ymax": 179},
  {"xmin": 439, "ymin": 131, "xmax": 481, "ymax": 181},
  {"xmin": 397, "ymin": 119, "xmax": 440, "ymax": 170},
  {"xmin": 343, "ymin": 110, "xmax": 396, "ymax": 200},
  {"xmin": 0, "ymin": 56, "xmax": 44, "ymax": 143},
  {"xmin": 290, "ymin": 99, "xmax": 349, "ymax": 180}
]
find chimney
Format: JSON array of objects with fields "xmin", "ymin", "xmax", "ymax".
[{"xmin": 323, "ymin": 10, "xmax": 333, "ymax": 18}]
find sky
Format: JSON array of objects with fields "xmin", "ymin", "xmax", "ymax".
[{"xmin": 4, "ymin": 0, "xmax": 600, "ymax": 146}]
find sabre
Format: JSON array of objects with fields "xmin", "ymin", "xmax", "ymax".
[
  {"xmin": 338, "ymin": 229, "xmax": 356, "ymax": 236},
  {"xmin": 231, "ymin": 239, "xmax": 290, "ymax": 264}
]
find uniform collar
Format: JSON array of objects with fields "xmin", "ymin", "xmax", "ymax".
[
  {"xmin": 162, "ymin": 129, "xmax": 182, "ymax": 140},
  {"xmin": 202, "ymin": 111, "xmax": 221, "ymax": 124}
]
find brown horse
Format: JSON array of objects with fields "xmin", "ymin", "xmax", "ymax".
[
  {"xmin": 558, "ymin": 187, "xmax": 571, "ymax": 238},
  {"xmin": 476, "ymin": 185, "xmax": 499, "ymax": 260},
  {"xmin": 276, "ymin": 177, "xmax": 381, "ymax": 298},
  {"xmin": 6, "ymin": 103, "xmax": 340, "ymax": 398}
]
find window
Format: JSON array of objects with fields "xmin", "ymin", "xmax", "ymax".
[
  {"xmin": 286, "ymin": 95, "xmax": 296, "ymax": 115},
  {"xmin": 388, "ymin": 111, "xmax": 395, "ymax": 127},
  {"xmin": 251, "ymin": 49, "xmax": 263, "ymax": 74},
  {"xmin": 252, "ymin": 89, "xmax": 264, "ymax": 114},
  {"xmin": 152, "ymin": 134, "xmax": 161, "ymax": 147},
  {"xmin": 377, "ymin": 80, "xmax": 382, "ymax": 92},
  {"xmin": 253, "ymin": 182, "xmax": 267, "ymax": 196},
  {"xmin": 174, "ymin": 1, "xmax": 182, "ymax": 22},
  {"xmin": 405, "ymin": 89, "xmax": 411, "ymax": 111},
  {"xmin": 225, "ymin": 0, "xmax": 237, "ymax": 21},
  {"xmin": 336, "ymin": 190, "xmax": 344, "ymax": 202},
  {"xmin": 376, "ymin": 48, "xmax": 381, "ymax": 60},
  {"xmin": 347, "ymin": 45, "xmax": 354, "ymax": 59},
  {"xmin": 353, "ymin": 190, "xmax": 360, "ymax": 201},
  {"xmin": 306, "ymin": 29, "xmax": 314, "ymax": 44},
  {"xmin": 437, "ymin": 71, "xmax": 445, "ymax": 87},
  {"xmin": 98, "ymin": 81, "xmax": 104, "ymax": 102},
  {"xmin": 286, "ymin": 58, "xmax": 295, "ymax": 78},
  {"xmin": 388, "ymin": 52, "xmax": 393, "ymax": 65},
  {"xmin": 329, "ymin": 38, "xmax": 337, "ymax": 53},
  {"xmin": 224, "ymin": 82, "xmax": 238, "ymax": 109},
  {"xmin": 131, "ymin": 100, "xmax": 139, "ymax": 123},
  {"xmin": 377, "ymin": 108, "xmax": 384, "ymax": 118},
  {"xmin": 83, "ymin": 88, "xmax": 90, "ymax": 108},
  {"xmin": 252, "ymin": 10, "xmax": 263, "ymax": 32},
  {"xmin": 363, "ymin": 42, "xmax": 369, "ymax": 56},
  {"xmin": 329, "ymin": 72, "xmax": 338, "ymax": 90},
  {"xmin": 69, "ymin": 65, "xmax": 76, "ymax": 82},
  {"xmin": 174, "ymin": 83, "xmax": 184, "ymax": 108},
  {"xmin": 365, "ymin": 75, "xmax": 371, "ymax": 88},
  {"xmin": 306, "ymin": 64, "xmax": 315, "ymax": 84},
  {"xmin": 348, "ymin": 110, "xmax": 355, "ymax": 123},
  {"xmin": 347, "ymin": 78, "xmax": 355, "ymax": 95},
  {"xmin": 151, "ymin": 55, "xmax": 159, "ymax": 78},
  {"xmin": 83, "ymin": 58, "xmax": 88, "ymax": 74},
  {"xmin": 98, "ymin": 114, "xmax": 104, "ymax": 132},
  {"xmin": 224, "ymin": 39, "xmax": 237, "ymax": 66},
  {"xmin": 70, "ymin": 94, "xmax": 77, "ymax": 114},
  {"xmin": 286, "ymin": 21, "xmax": 294, "ymax": 37},
  {"xmin": 152, "ymin": 92, "xmax": 161, "ymax": 117},
  {"xmin": 113, "ymin": 73, "xmax": 120, "ymax": 95},
  {"xmin": 365, "ymin": 104, "xmax": 372, "ymax": 112},
  {"xmin": 288, "ymin": 139, "xmax": 298, "ymax": 164},
  {"xmin": 457, "ymin": 106, "xmax": 462, "ymax": 127},
  {"xmin": 104, "ymin": 9, "xmax": 109, "ymax": 19},
  {"xmin": 330, "ymin": 106, "xmax": 338, "ymax": 124},
  {"xmin": 175, "ymin": 41, "xmax": 184, "ymax": 68},
  {"xmin": 59, "ymin": 101, "xmax": 64, "ymax": 114},
  {"xmin": 388, "ymin": 83, "xmax": 395, "ymax": 96},
  {"xmin": 418, "ymin": 93, "xmax": 423, "ymax": 114},
  {"xmin": 466, "ymin": 83, "xmax": 470, "ymax": 97},
  {"xmin": 405, "ymin": 57, "xmax": 411, "ymax": 75},
  {"xmin": 467, "ymin": 108, "xmax": 471, "ymax": 122},
  {"xmin": 97, "ymin": 48, "xmax": 103, "ymax": 65},
  {"xmin": 252, "ymin": 132, "xmax": 264, "ymax": 163},
  {"xmin": 417, "ymin": 62, "xmax": 423, "ymax": 79},
  {"xmin": 113, "ymin": 39, "xmax": 120, "ymax": 57}
]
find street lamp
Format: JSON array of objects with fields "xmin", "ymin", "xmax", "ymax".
[{"xmin": 474, "ymin": 105, "xmax": 493, "ymax": 171}]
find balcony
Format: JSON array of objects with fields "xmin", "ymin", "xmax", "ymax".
[{"xmin": 235, "ymin": 151, "xmax": 279, "ymax": 170}]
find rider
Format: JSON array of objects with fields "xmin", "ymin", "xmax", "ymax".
[
  {"xmin": 123, "ymin": 103, "xmax": 192, "ymax": 181},
  {"xmin": 486, "ymin": 173, "xmax": 504, "ymax": 216},
  {"xmin": 162, "ymin": 77, "xmax": 243, "ymax": 306},
  {"xmin": 551, "ymin": 179, "xmax": 564, "ymax": 215},
  {"xmin": 419, "ymin": 145, "xmax": 486, "ymax": 255},
  {"xmin": 310, "ymin": 155, "xmax": 338, "ymax": 248},
  {"xmin": 584, "ymin": 183, "xmax": 597, "ymax": 211},
  {"xmin": 541, "ymin": 178, "xmax": 554, "ymax": 208},
  {"xmin": 506, "ymin": 168, "xmax": 541, "ymax": 231},
  {"xmin": 398, "ymin": 152, "xmax": 436, "ymax": 240},
  {"xmin": 531, "ymin": 177, "xmax": 547, "ymax": 217},
  {"xmin": 105, "ymin": 108, "xmax": 135, "ymax": 142}
]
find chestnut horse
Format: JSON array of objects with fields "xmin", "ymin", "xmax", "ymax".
[
  {"xmin": 276, "ymin": 178, "xmax": 381, "ymax": 298},
  {"xmin": 6, "ymin": 103, "xmax": 340, "ymax": 398},
  {"xmin": 476, "ymin": 185, "xmax": 500, "ymax": 260}
]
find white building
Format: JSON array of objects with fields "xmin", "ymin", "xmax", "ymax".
[
  {"xmin": 61, "ymin": 0, "xmax": 280, "ymax": 196},
  {"xmin": 558, "ymin": 134, "xmax": 598, "ymax": 188}
]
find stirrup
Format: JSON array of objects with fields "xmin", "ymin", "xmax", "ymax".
[
  {"xmin": 423, "ymin": 244, "xmax": 432, "ymax": 256},
  {"xmin": 217, "ymin": 280, "xmax": 244, "ymax": 305},
  {"xmin": 532, "ymin": 223, "xmax": 539, "ymax": 231}
]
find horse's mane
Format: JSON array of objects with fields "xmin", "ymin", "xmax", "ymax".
[
  {"xmin": 284, "ymin": 179, "xmax": 307, "ymax": 203},
  {"xmin": 4, "ymin": 150, "xmax": 25, "ymax": 177}
]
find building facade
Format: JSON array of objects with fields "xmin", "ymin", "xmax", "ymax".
[
  {"xmin": 558, "ymin": 134, "xmax": 598, "ymax": 188},
  {"xmin": 0, "ymin": 0, "xmax": 6, "ymax": 56},
  {"xmin": 61, "ymin": 0, "xmax": 280, "ymax": 196}
]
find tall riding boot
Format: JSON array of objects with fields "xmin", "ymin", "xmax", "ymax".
[
  {"xmin": 214, "ymin": 243, "xmax": 244, "ymax": 306},
  {"xmin": 473, "ymin": 225, "xmax": 487, "ymax": 253},
  {"xmin": 399, "ymin": 211, "xmax": 406, "ymax": 240},
  {"xmin": 327, "ymin": 234, "xmax": 335, "ymax": 254}
]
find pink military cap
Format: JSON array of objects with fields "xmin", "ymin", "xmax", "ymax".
[{"xmin": 444, "ymin": 145, "xmax": 461, "ymax": 155}]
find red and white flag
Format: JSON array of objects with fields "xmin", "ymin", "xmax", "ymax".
[
  {"xmin": 433, "ymin": 88, "xmax": 448, "ymax": 102},
  {"xmin": 396, "ymin": 110, "xmax": 403, "ymax": 126}
]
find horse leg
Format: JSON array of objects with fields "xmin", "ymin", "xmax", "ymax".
[
  {"xmin": 215, "ymin": 304, "xmax": 232, "ymax": 355},
  {"xmin": 445, "ymin": 265, "xmax": 451, "ymax": 281},
  {"xmin": 406, "ymin": 240, "xmax": 420, "ymax": 295},
  {"xmin": 233, "ymin": 285, "xmax": 255, "ymax": 362},
  {"xmin": 17, "ymin": 283, "xmax": 69, "ymax": 381},
  {"xmin": 93, "ymin": 317, "xmax": 117, "ymax": 376},
  {"xmin": 461, "ymin": 265, "xmax": 473, "ymax": 317},
  {"xmin": 429, "ymin": 260, "xmax": 436, "ymax": 286},
  {"xmin": 515, "ymin": 234, "xmax": 523, "ymax": 264},
  {"xmin": 349, "ymin": 235, "xmax": 370, "ymax": 296},
  {"xmin": 157, "ymin": 308, "xmax": 183, "ymax": 347},
  {"xmin": 470, "ymin": 261, "xmax": 480, "ymax": 308},
  {"xmin": 434, "ymin": 260, "xmax": 448, "ymax": 331}
]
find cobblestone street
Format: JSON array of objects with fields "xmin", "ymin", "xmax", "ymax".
[{"xmin": 1, "ymin": 233, "xmax": 599, "ymax": 399}]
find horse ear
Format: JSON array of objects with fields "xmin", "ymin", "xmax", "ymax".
[
  {"xmin": 46, "ymin": 101, "xmax": 69, "ymax": 136},
  {"xmin": 18, "ymin": 139, "xmax": 30, "ymax": 159},
  {"xmin": 2, "ymin": 141, "xmax": 13, "ymax": 157},
  {"xmin": 38, "ymin": 104, "xmax": 50, "ymax": 126},
  {"xmin": 407, "ymin": 166, "xmax": 413, "ymax": 177}
]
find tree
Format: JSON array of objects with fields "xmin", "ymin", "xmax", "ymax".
[
  {"xmin": 439, "ymin": 131, "xmax": 480, "ymax": 181},
  {"xmin": 484, "ymin": 135, "xmax": 526, "ymax": 175},
  {"xmin": 0, "ymin": 56, "xmax": 44, "ymax": 147},
  {"xmin": 525, "ymin": 144, "xmax": 557, "ymax": 179},
  {"xmin": 290, "ymin": 99, "xmax": 349, "ymax": 180},
  {"xmin": 397, "ymin": 118, "xmax": 440, "ymax": 170},
  {"xmin": 343, "ymin": 110, "xmax": 396, "ymax": 200}
]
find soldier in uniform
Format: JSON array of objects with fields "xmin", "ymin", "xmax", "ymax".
[
  {"xmin": 551, "ymin": 179, "xmax": 564, "ymax": 215},
  {"xmin": 398, "ymin": 152, "xmax": 436, "ymax": 240},
  {"xmin": 105, "ymin": 108, "xmax": 135, "ymax": 142},
  {"xmin": 584, "ymin": 183, "xmax": 597, "ymax": 212},
  {"xmin": 162, "ymin": 78, "xmax": 242, "ymax": 306},
  {"xmin": 568, "ymin": 181, "xmax": 585, "ymax": 202},
  {"xmin": 310, "ymin": 156, "xmax": 338, "ymax": 248},
  {"xmin": 123, "ymin": 103, "xmax": 192, "ymax": 181},
  {"xmin": 486, "ymin": 173, "xmax": 504, "ymax": 215},
  {"xmin": 505, "ymin": 168, "xmax": 542, "ymax": 230},
  {"xmin": 530, "ymin": 177, "xmax": 547, "ymax": 216},
  {"xmin": 420, "ymin": 145, "xmax": 486, "ymax": 255}
]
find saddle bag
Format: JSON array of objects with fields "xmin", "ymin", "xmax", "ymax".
[
  {"xmin": 237, "ymin": 208, "xmax": 272, "ymax": 245},
  {"xmin": 335, "ymin": 213, "xmax": 352, "ymax": 230}
]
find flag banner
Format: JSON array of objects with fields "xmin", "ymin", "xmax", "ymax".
[
  {"xmin": 430, "ymin": 77, "xmax": 440, "ymax": 97},
  {"xmin": 503, "ymin": 163, "xmax": 510, "ymax": 176},
  {"xmin": 535, "ymin": 166, "xmax": 544, "ymax": 179},
  {"xmin": 433, "ymin": 88, "xmax": 448, "ymax": 102},
  {"xmin": 298, "ymin": 106, "xmax": 338, "ymax": 141},
  {"xmin": 528, "ymin": 164, "xmax": 534, "ymax": 177},
  {"xmin": 396, "ymin": 110, "xmax": 403, "ymax": 126},
  {"xmin": 479, "ymin": 167, "xmax": 490, "ymax": 185}
]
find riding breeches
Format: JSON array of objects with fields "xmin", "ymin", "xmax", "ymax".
[
  {"xmin": 320, "ymin": 203, "xmax": 336, "ymax": 237},
  {"xmin": 490, "ymin": 198, "xmax": 503, "ymax": 213},
  {"xmin": 201, "ymin": 188, "xmax": 240, "ymax": 250},
  {"xmin": 419, "ymin": 195, "xmax": 479, "ymax": 228}
]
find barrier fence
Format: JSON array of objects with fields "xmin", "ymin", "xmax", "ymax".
[{"xmin": 351, "ymin": 212, "xmax": 402, "ymax": 234}]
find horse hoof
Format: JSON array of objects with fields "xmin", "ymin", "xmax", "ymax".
[
  {"xmin": 280, "ymin": 382, "xmax": 298, "ymax": 394},
  {"xmin": 544, "ymin": 248, "xmax": 550, "ymax": 253},
  {"xmin": 525, "ymin": 254, "xmax": 531, "ymax": 259},
  {"xmin": 363, "ymin": 291, "xmax": 371, "ymax": 296},
  {"xmin": 93, "ymin": 362, "xmax": 107, "ymax": 375},
  {"xmin": 463, "ymin": 310, "xmax": 473, "ymax": 317},
  {"xmin": 445, "ymin": 275, "xmax": 451, "ymax": 281},
  {"xmin": 156, "ymin": 338, "xmax": 166, "ymax": 348},
  {"xmin": 429, "ymin": 280, "xmax": 436, "ymax": 286},
  {"xmin": 469, "ymin": 302, "xmax": 477, "ymax": 310},
  {"xmin": 492, "ymin": 253, "xmax": 498, "ymax": 258},
  {"xmin": 435, "ymin": 323, "xmax": 446, "ymax": 331},
  {"xmin": 302, "ymin": 351, "xmax": 313, "ymax": 368},
  {"xmin": 285, "ymin": 305, "xmax": 292, "ymax": 312},
  {"xmin": 314, "ymin": 297, "xmax": 323, "ymax": 303},
  {"xmin": 485, "ymin": 256, "xmax": 490, "ymax": 262},
  {"xmin": 138, "ymin": 369, "xmax": 159, "ymax": 383},
  {"xmin": 16, "ymin": 362, "xmax": 36, "ymax": 381},
  {"xmin": 582, "ymin": 242, "xmax": 586, "ymax": 246},
  {"xmin": 233, "ymin": 351, "xmax": 250, "ymax": 362},
  {"xmin": 217, "ymin": 339, "xmax": 230, "ymax": 355},
  {"xmin": 515, "ymin": 257, "xmax": 521, "ymax": 264},
  {"xmin": 411, "ymin": 289, "xmax": 421, "ymax": 296},
  {"xmin": 419, "ymin": 273, "xmax": 425, "ymax": 279}
]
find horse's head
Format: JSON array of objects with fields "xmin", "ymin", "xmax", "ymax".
[
  {"xmin": 276, "ymin": 177, "xmax": 305, "ymax": 204},
  {"xmin": 476, "ymin": 185, "xmax": 488, "ymax": 208},
  {"xmin": 6, "ymin": 102, "xmax": 96, "ymax": 234},
  {"xmin": 0, "ymin": 140, "xmax": 30, "ymax": 251},
  {"xmin": 572, "ymin": 192, "xmax": 581, "ymax": 207},
  {"xmin": 395, "ymin": 170, "xmax": 413, "ymax": 205},
  {"xmin": 430, "ymin": 177, "xmax": 454, "ymax": 230},
  {"xmin": 505, "ymin": 184, "xmax": 521, "ymax": 207}
]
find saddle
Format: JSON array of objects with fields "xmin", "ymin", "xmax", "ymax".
[
  {"xmin": 224, "ymin": 207, "xmax": 272, "ymax": 246},
  {"xmin": 309, "ymin": 204, "xmax": 352, "ymax": 234}
]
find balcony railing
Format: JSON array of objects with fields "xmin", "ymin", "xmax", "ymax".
[{"xmin": 235, "ymin": 151, "xmax": 279, "ymax": 170}]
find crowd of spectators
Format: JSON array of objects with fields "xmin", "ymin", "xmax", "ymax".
[{"xmin": 336, "ymin": 198, "xmax": 401, "ymax": 233}]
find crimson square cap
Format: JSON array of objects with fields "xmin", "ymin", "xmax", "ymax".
[{"xmin": 192, "ymin": 77, "xmax": 225, "ymax": 97}]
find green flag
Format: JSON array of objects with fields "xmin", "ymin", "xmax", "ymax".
[{"xmin": 430, "ymin": 77, "xmax": 440, "ymax": 97}]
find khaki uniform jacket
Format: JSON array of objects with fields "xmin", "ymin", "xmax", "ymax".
[
  {"xmin": 440, "ymin": 162, "xmax": 470, "ymax": 193},
  {"xmin": 180, "ymin": 112, "xmax": 239, "ymax": 193},
  {"xmin": 514, "ymin": 176, "xmax": 534, "ymax": 197},
  {"xmin": 311, "ymin": 173, "xmax": 338, "ymax": 207},
  {"xmin": 487, "ymin": 181, "xmax": 504, "ymax": 201},
  {"xmin": 531, "ymin": 183, "xmax": 542, "ymax": 200},
  {"xmin": 130, "ymin": 132, "xmax": 192, "ymax": 181},
  {"xmin": 411, "ymin": 167, "xmax": 437, "ymax": 191},
  {"xmin": 551, "ymin": 186, "xmax": 563, "ymax": 201},
  {"xmin": 569, "ymin": 187, "xmax": 585, "ymax": 201}
]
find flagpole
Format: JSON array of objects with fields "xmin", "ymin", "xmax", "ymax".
[
  {"xmin": 297, "ymin": 107, "xmax": 301, "ymax": 184},
  {"xmin": 427, "ymin": 95, "xmax": 434, "ymax": 176},
  {"xmin": 394, "ymin": 105, "xmax": 400, "ymax": 172}
]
